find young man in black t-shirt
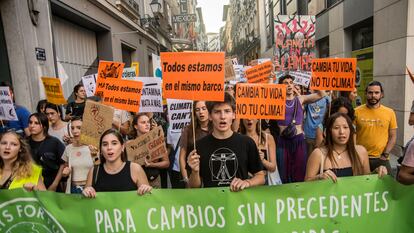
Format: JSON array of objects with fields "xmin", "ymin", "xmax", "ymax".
[{"xmin": 187, "ymin": 93, "xmax": 265, "ymax": 191}]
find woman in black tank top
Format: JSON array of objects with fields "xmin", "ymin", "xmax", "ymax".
[
  {"xmin": 305, "ymin": 113, "xmax": 387, "ymax": 182},
  {"xmin": 83, "ymin": 129, "xmax": 152, "ymax": 198}
]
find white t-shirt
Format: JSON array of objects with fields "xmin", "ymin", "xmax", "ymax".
[
  {"xmin": 48, "ymin": 122, "xmax": 68, "ymax": 144},
  {"xmin": 62, "ymin": 144, "xmax": 94, "ymax": 182}
]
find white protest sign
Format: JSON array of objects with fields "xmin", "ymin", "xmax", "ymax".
[
  {"xmin": 81, "ymin": 74, "xmax": 97, "ymax": 97},
  {"xmin": 291, "ymin": 71, "xmax": 312, "ymax": 87},
  {"xmin": 152, "ymin": 54, "xmax": 162, "ymax": 79},
  {"xmin": 0, "ymin": 87, "xmax": 18, "ymax": 121},
  {"xmin": 122, "ymin": 67, "xmax": 137, "ymax": 80},
  {"xmin": 138, "ymin": 77, "xmax": 163, "ymax": 113},
  {"xmin": 234, "ymin": 65, "xmax": 244, "ymax": 81},
  {"xmin": 166, "ymin": 99, "xmax": 192, "ymax": 147}
]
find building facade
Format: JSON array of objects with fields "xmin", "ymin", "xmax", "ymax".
[{"xmin": 223, "ymin": 0, "xmax": 414, "ymax": 149}]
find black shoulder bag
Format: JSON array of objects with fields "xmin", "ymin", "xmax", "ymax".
[{"xmin": 280, "ymin": 98, "xmax": 298, "ymax": 139}]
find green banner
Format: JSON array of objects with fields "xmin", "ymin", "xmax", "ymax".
[{"xmin": 0, "ymin": 175, "xmax": 413, "ymax": 233}]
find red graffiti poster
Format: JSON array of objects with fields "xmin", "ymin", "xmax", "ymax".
[{"xmin": 274, "ymin": 15, "xmax": 316, "ymax": 72}]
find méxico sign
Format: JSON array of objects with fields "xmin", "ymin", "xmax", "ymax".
[
  {"xmin": 0, "ymin": 176, "xmax": 413, "ymax": 232},
  {"xmin": 172, "ymin": 14, "xmax": 197, "ymax": 23}
]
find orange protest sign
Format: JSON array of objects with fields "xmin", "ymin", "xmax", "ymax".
[
  {"xmin": 161, "ymin": 52, "xmax": 225, "ymax": 101},
  {"xmin": 95, "ymin": 61, "xmax": 125, "ymax": 97},
  {"xmin": 235, "ymin": 83, "xmax": 286, "ymax": 120},
  {"xmin": 101, "ymin": 79, "xmax": 143, "ymax": 112},
  {"xmin": 310, "ymin": 58, "xmax": 356, "ymax": 91},
  {"xmin": 41, "ymin": 77, "xmax": 67, "ymax": 105},
  {"xmin": 245, "ymin": 61, "xmax": 273, "ymax": 84}
]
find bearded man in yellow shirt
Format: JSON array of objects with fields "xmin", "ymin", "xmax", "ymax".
[{"xmin": 354, "ymin": 81, "xmax": 397, "ymax": 173}]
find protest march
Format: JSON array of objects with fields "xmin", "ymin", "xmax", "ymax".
[{"xmin": 1, "ymin": 12, "xmax": 414, "ymax": 233}]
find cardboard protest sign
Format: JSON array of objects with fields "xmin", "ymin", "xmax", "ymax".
[
  {"xmin": 231, "ymin": 57, "xmax": 238, "ymax": 65},
  {"xmin": 233, "ymin": 65, "xmax": 244, "ymax": 81},
  {"xmin": 291, "ymin": 71, "xmax": 312, "ymax": 87},
  {"xmin": 225, "ymin": 59, "xmax": 236, "ymax": 81},
  {"xmin": 245, "ymin": 61, "xmax": 273, "ymax": 84},
  {"xmin": 161, "ymin": 52, "xmax": 225, "ymax": 101},
  {"xmin": 274, "ymin": 15, "xmax": 315, "ymax": 71},
  {"xmin": 137, "ymin": 77, "xmax": 163, "ymax": 113},
  {"xmin": 152, "ymin": 54, "xmax": 162, "ymax": 79},
  {"xmin": 122, "ymin": 67, "xmax": 137, "ymax": 80},
  {"xmin": 0, "ymin": 87, "xmax": 18, "ymax": 121},
  {"xmin": 101, "ymin": 79, "xmax": 143, "ymax": 112},
  {"xmin": 166, "ymin": 99, "xmax": 192, "ymax": 147},
  {"xmin": 80, "ymin": 100, "xmax": 114, "ymax": 147},
  {"xmin": 95, "ymin": 61, "xmax": 125, "ymax": 97},
  {"xmin": 126, "ymin": 126, "xmax": 167, "ymax": 165},
  {"xmin": 132, "ymin": 62, "xmax": 140, "ymax": 76},
  {"xmin": 310, "ymin": 58, "xmax": 356, "ymax": 91},
  {"xmin": 41, "ymin": 77, "xmax": 67, "ymax": 105},
  {"xmin": 236, "ymin": 83, "xmax": 286, "ymax": 120},
  {"xmin": 81, "ymin": 74, "xmax": 97, "ymax": 97}
]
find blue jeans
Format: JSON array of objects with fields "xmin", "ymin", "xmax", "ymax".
[{"xmin": 70, "ymin": 185, "xmax": 85, "ymax": 194}]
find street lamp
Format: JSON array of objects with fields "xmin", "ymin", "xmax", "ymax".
[{"xmin": 150, "ymin": 0, "xmax": 162, "ymax": 15}]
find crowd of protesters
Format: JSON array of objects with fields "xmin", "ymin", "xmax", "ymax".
[{"xmin": 1, "ymin": 74, "xmax": 413, "ymax": 198}]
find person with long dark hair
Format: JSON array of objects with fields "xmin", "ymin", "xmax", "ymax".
[
  {"xmin": 276, "ymin": 75, "xmax": 326, "ymax": 183},
  {"xmin": 305, "ymin": 113, "xmax": 387, "ymax": 181},
  {"xmin": 178, "ymin": 101, "xmax": 210, "ymax": 187},
  {"xmin": 127, "ymin": 113, "xmax": 169, "ymax": 188},
  {"xmin": 65, "ymin": 84, "xmax": 86, "ymax": 121},
  {"xmin": 45, "ymin": 102, "xmax": 69, "ymax": 144},
  {"xmin": 240, "ymin": 119, "xmax": 281, "ymax": 185},
  {"xmin": 315, "ymin": 96, "xmax": 355, "ymax": 147},
  {"xmin": 0, "ymin": 131, "xmax": 46, "ymax": 191},
  {"xmin": 82, "ymin": 129, "xmax": 151, "ymax": 197},
  {"xmin": 28, "ymin": 113, "xmax": 65, "ymax": 191}
]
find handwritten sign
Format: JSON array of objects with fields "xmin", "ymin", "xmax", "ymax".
[
  {"xmin": 274, "ymin": 15, "xmax": 315, "ymax": 71},
  {"xmin": 80, "ymin": 100, "xmax": 114, "ymax": 148},
  {"xmin": 132, "ymin": 62, "xmax": 140, "ymax": 77},
  {"xmin": 126, "ymin": 126, "xmax": 167, "ymax": 165},
  {"xmin": 161, "ymin": 52, "xmax": 225, "ymax": 101},
  {"xmin": 225, "ymin": 59, "xmax": 236, "ymax": 81},
  {"xmin": 245, "ymin": 61, "xmax": 273, "ymax": 84},
  {"xmin": 101, "ymin": 79, "xmax": 143, "ymax": 112},
  {"xmin": 81, "ymin": 74, "xmax": 97, "ymax": 97},
  {"xmin": 166, "ymin": 99, "xmax": 192, "ymax": 147},
  {"xmin": 95, "ymin": 61, "xmax": 125, "ymax": 97},
  {"xmin": 122, "ymin": 67, "xmax": 137, "ymax": 80},
  {"xmin": 291, "ymin": 71, "xmax": 312, "ymax": 87},
  {"xmin": 138, "ymin": 77, "xmax": 163, "ymax": 113},
  {"xmin": 0, "ymin": 87, "xmax": 18, "ymax": 121},
  {"xmin": 236, "ymin": 83, "xmax": 286, "ymax": 120},
  {"xmin": 41, "ymin": 77, "xmax": 67, "ymax": 105},
  {"xmin": 310, "ymin": 58, "xmax": 356, "ymax": 91}
]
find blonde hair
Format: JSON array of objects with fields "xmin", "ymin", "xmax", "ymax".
[{"xmin": 0, "ymin": 131, "xmax": 33, "ymax": 179}]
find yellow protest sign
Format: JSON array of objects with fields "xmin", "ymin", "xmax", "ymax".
[
  {"xmin": 41, "ymin": 77, "xmax": 67, "ymax": 105},
  {"xmin": 235, "ymin": 83, "xmax": 286, "ymax": 120},
  {"xmin": 132, "ymin": 62, "xmax": 140, "ymax": 76}
]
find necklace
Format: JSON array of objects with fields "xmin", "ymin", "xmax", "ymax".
[
  {"xmin": 104, "ymin": 162, "xmax": 125, "ymax": 174},
  {"xmin": 333, "ymin": 148, "xmax": 347, "ymax": 160},
  {"xmin": 286, "ymin": 99, "xmax": 295, "ymax": 108}
]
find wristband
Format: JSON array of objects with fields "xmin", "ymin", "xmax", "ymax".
[{"xmin": 381, "ymin": 152, "xmax": 390, "ymax": 159}]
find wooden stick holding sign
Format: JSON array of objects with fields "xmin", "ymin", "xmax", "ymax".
[{"xmin": 407, "ymin": 66, "xmax": 414, "ymax": 84}]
